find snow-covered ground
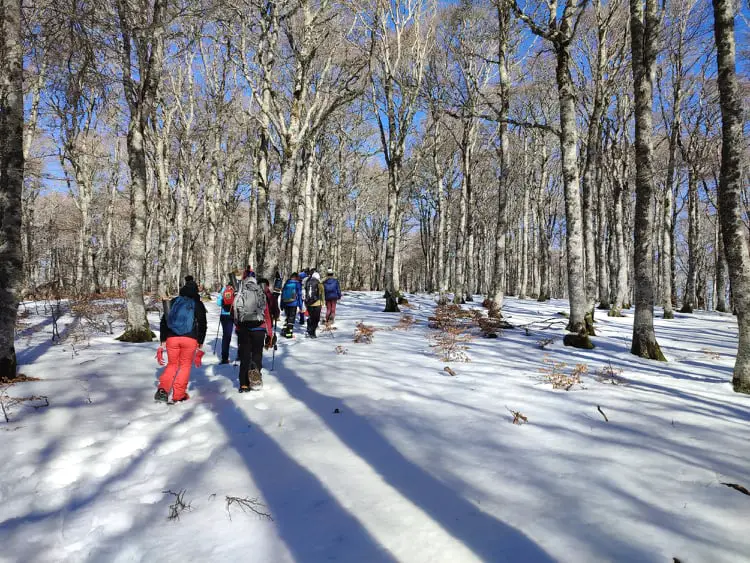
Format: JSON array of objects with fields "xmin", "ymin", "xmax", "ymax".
[{"xmin": 1, "ymin": 293, "xmax": 749, "ymax": 563}]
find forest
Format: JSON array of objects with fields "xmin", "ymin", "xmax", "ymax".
[{"xmin": 0, "ymin": 0, "xmax": 748, "ymax": 390}]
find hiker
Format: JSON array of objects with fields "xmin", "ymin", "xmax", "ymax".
[
  {"xmin": 259, "ymin": 277, "xmax": 281, "ymax": 322},
  {"xmin": 280, "ymin": 272, "xmax": 303, "ymax": 338},
  {"xmin": 305, "ymin": 271, "xmax": 325, "ymax": 338},
  {"xmin": 323, "ymin": 268, "xmax": 342, "ymax": 323},
  {"xmin": 272, "ymin": 271, "xmax": 283, "ymax": 310},
  {"xmin": 216, "ymin": 274, "xmax": 237, "ymax": 364},
  {"xmin": 242, "ymin": 264, "xmax": 254, "ymax": 280},
  {"xmin": 234, "ymin": 270, "xmax": 274, "ymax": 391},
  {"xmin": 298, "ymin": 269, "xmax": 309, "ymax": 324},
  {"xmin": 155, "ymin": 276, "xmax": 208, "ymax": 402}
]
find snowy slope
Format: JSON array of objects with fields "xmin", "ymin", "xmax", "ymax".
[{"xmin": 1, "ymin": 293, "xmax": 749, "ymax": 562}]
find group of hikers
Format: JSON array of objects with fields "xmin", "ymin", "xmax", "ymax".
[{"xmin": 154, "ymin": 267, "xmax": 342, "ymax": 401}]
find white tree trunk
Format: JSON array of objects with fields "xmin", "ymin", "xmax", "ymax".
[{"xmin": 712, "ymin": 0, "xmax": 750, "ymax": 393}]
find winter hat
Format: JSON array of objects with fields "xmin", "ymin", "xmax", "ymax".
[
  {"xmin": 327, "ymin": 268, "xmax": 334, "ymax": 275},
  {"xmin": 180, "ymin": 278, "xmax": 200, "ymax": 299},
  {"xmin": 312, "ymin": 272, "xmax": 321, "ymax": 281}
]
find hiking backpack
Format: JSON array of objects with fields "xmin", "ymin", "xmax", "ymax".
[
  {"xmin": 167, "ymin": 296, "xmax": 196, "ymax": 335},
  {"xmin": 281, "ymin": 280, "xmax": 297, "ymax": 304},
  {"xmin": 305, "ymin": 278, "xmax": 321, "ymax": 306},
  {"xmin": 273, "ymin": 277, "xmax": 283, "ymax": 292},
  {"xmin": 221, "ymin": 285, "xmax": 236, "ymax": 312},
  {"xmin": 233, "ymin": 279, "xmax": 267, "ymax": 323}
]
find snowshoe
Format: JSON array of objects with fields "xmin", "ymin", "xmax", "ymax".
[{"xmin": 154, "ymin": 388, "xmax": 168, "ymax": 403}]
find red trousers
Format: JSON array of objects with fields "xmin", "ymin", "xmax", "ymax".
[
  {"xmin": 325, "ymin": 300, "xmax": 337, "ymax": 322},
  {"xmin": 158, "ymin": 336, "xmax": 198, "ymax": 401}
]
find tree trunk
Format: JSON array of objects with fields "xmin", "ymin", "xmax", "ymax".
[
  {"xmin": 596, "ymin": 166, "xmax": 610, "ymax": 308},
  {"xmin": 716, "ymin": 219, "xmax": 728, "ymax": 312},
  {"xmin": 713, "ymin": 0, "xmax": 750, "ymax": 393},
  {"xmin": 629, "ymin": 0, "xmax": 665, "ymax": 360},
  {"xmin": 0, "ymin": 0, "xmax": 24, "ymax": 380},
  {"xmin": 680, "ymin": 170, "xmax": 699, "ymax": 312},
  {"xmin": 116, "ymin": 0, "xmax": 165, "ymax": 342},
  {"xmin": 489, "ymin": 1, "xmax": 511, "ymax": 311},
  {"xmin": 556, "ymin": 43, "xmax": 591, "ymax": 345}
]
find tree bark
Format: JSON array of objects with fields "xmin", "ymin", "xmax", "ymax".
[
  {"xmin": 489, "ymin": 0, "xmax": 511, "ymax": 311},
  {"xmin": 680, "ymin": 170, "xmax": 699, "ymax": 312},
  {"xmin": 712, "ymin": 0, "xmax": 750, "ymax": 393},
  {"xmin": 0, "ymin": 0, "xmax": 24, "ymax": 379},
  {"xmin": 116, "ymin": 0, "xmax": 166, "ymax": 342},
  {"xmin": 716, "ymin": 219, "xmax": 728, "ymax": 312},
  {"xmin": 556, "ymin": 42, "xmax": 590, "ymax": 342},
  {"xmin": 629, "ymin": 0, "xmax": 665, "ymax": 360}
]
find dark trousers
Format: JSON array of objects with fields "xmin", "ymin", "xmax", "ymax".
[
  {"xmin": 220, "ymin": 315, "xmax": 234, "ymax": 362},
  {"xmin": 307, "ymin": 305, "xmax": 322, "ymax": 336},
  {"xmin": 284, "ymin": 305, "xmax": 297, "ymax": 335},
  {"xmin": 237, "ymin": 327, "xmax": 266, "ymax": 387}
]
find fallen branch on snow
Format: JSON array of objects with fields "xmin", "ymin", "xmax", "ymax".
[
  {"xmin": 597, "ymin": 405, "xmax": 609, "ymax": 422},
  {"xmin": 721, "ymin": 482, "xmax": 750, "ymax": 496}
]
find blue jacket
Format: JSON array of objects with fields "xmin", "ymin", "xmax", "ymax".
[
  {"xmin": 323, "ymin": 277, "xmax": 341, "ymax": 300},
  {"xmin": 280, "ymin": 279, "xmax": 303, "ymax": 309},
  {"xmin": 216, "ymin": 286, "xmax": 234, "ymax": 316}
]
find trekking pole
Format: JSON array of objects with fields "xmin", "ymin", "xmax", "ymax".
[
  {"xmin": 212, "ymin": 317, "xmax": 221, "ymax": 355},
  {"xmin": 271, "ymin": 319, "xmax": 278, "ymax": 371}
]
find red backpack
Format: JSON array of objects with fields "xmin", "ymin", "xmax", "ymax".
[{"xmin": 222, "ymin": 285, "xmax": 236, "ymax": 312}]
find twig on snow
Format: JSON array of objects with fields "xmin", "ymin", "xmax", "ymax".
[
  {"xmin": 597, "ymin": 405, "xmax": 609, "ymax": 422},
  {"xmin": 163, "ymin": 489, "xmax": 192, "ymax": 520},
  {"xmin": 225, "ymin": 496, "xmax": 273, "ymax": 521}
]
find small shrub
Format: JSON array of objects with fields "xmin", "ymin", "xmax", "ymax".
[
  {"xmin": 431, "ymin": 326, "xmax": 473, "ymax": 362},
  {"xmin": 508, "ymin": 409, "xmax": 528, "ymax": 425},
  {"xmin": 163, "ymin": 489, "xmax": 192, "ymax": 521},
  {"xmin": 595, "ymin": 361, "xmax": 627, "ymax": 385},
  {"xmin": 393, "ymin": 314, "xmax": 416, "ymax": 330},
  {"xmin": 539, "ymin": 357, "xmax": 584, "ymax": 390},
  {"xmin": 354, "ymin": 322, "xmax": 376, "ymax": 344}
]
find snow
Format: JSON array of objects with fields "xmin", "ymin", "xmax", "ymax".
[{"xmin": 2, "ymin": 293, "xmax": 749, "ymax": 562}]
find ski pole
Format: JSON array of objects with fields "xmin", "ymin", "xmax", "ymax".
[
  {"xmin": 271, "ymin": 319, "xmax": 278, "ymax": 371},
  {"xmin": 212, "ymin": 316, "xmax": 221, "ymax": 355}
]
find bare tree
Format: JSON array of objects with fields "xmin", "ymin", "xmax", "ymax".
[
  {"xmin": 364, "ymin": 0, "xmax": 434, "ymax": 311},
  {"xmin": 514, "ymin": 0, "xmax": 593, "ymax": 347},
  {"xmin": 115, "ymin": 0, "xmax": 167, "ymax": 342},
  {"xmin": 712, "ymin": 0, "xmax": 750, "ymax": 393},
  {"xmin": 0, "ymin": 0, "xmax": 24, "ymax": 379},
  {"xmin": 628, "ymin": 0, "xmax": 665, "ymax": 360}
]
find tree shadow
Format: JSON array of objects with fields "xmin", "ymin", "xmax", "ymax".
[
  {"xmin": 189, "ymin": 369, "xmax": 397, "ymax": 562},
  {"xmin": 270, "ymin": 354, "xmax": 555, "ymax": 563}
]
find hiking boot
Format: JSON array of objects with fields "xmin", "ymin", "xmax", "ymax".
[
  {"xmin": 249, "ymin": 369, "xmax": 262, "ymax": 388},
  {"xmin": 220, "ymin": 359, "xmax": 229, "ymax": 365},
  {"xmin": 239, "ymin": 385, "xmax": 250, "ymax": 393},
  {"xmin": 154, "ymin": 388, "xmax": 168, "ymax": 402},
  {"xmin": 173, "ymin": 393, "xmax": 190, "ymax": 402}
]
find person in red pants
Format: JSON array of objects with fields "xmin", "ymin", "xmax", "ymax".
[
  {"xmin": 323, "ymin": 269, "xmax": 341, "ymax": 324},
  {"xmin": 155, "ymin": 276, "xmax": 207, "ymax": 402}
]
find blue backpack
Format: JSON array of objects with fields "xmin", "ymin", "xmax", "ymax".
[
  {"xmin": 167, "ymin": 296, "xmax": 196, "ymax": 335},
  {"xmin": 281, "ymin": 280, "xmax": 297, "ymax": 304}
]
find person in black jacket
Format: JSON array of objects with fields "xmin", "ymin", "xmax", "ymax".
[{"xmin": 155, "ymin": 277, "xmax": 207, "ymax": 402}]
